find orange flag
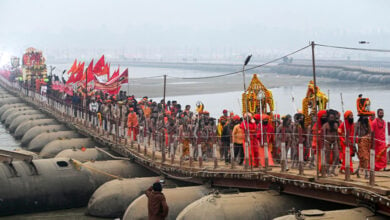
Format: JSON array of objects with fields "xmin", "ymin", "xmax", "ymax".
[{"xmin": 67, "ymin": 59, "xmax": 78, "ymax": 74}]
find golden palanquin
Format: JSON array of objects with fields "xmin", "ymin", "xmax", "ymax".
[
  {"xmin": 22, "ymin": 47, "xmax": 47, "ymax": 81},
  {"xmin": 242, "ymin": 74, "xmax": 274, "ymax": 115},
  {"xmin": 302, "ymin": 80, "xmax": 328, "ymax": 127}
]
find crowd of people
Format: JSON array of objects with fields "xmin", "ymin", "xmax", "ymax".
[{"xmin": 28, "ymin": 84, "xmax": 389, "ymax": 178}]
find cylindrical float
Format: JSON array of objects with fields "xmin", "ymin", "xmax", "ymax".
[
  {"xmin": 0, "ymin": 103, "xmax": 27, "ymax": 116},
  {"xmin": 9, "ymin": 114, "xmax": 47, "ymax": 133},
  {"xmin": 27, "ymin": 130, "xmax": 80, "ymax": 152},
  {"xmin": 1, "ymin": 106, "xmax": 33, "ymax": 122},
  {"xmin": 87, "ymin": 177, "xmax": 159, "ymax": 218},
  {"xmin": 14, "ymin": 118, "xmax": 58, "ymax": 139},
  {"xmin": 83, "ymin": 160, "xmax": 156, "ymax": 186},
  {"xmin": 40, "ymin": 138, "xmax": 96, "ymax": 158},
  {"xmin": 55, "ymin": 148, "xmax": 112, "ymax": 162},
  {"xmin": 21, "ymin": 125, "xmax": 68, "ymax": 146},
  {"xmin": 123, "ymin": 186, "xmax": 210, "ymax": 220},
  {"xmin": 5, "ymin": 109, "xmax": 41, "ymax": 127},
  {"xmin": 177, "ymin": 191, "xmax": 345, "ymax": 220}
]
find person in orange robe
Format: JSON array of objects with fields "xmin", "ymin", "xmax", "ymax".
[
  {"xmin": 257, "ymin": 114, "xmax": 275, "ymax": 167},
  {"xmin": 311, "ymin": 110, "xmax": 327, "ymax": 172},
  {"xmin": 368, "ymin": 111, "xmax": 376, "ymax": 131},
  {"xmin": 240, "ymin": 114, "xmax": 259, "ymax": 167},
  {"xmin": 338, "ymin": 110, "xmax": 355, "ymax": 173},
  {"xmin": 372, "ymin": 109, "xmax": 387, "ymax": 171},
  {"xmin": 127, "ymin": 107, "xmax": 139, "ymax": 141}
]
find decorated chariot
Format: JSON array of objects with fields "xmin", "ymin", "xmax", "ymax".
[{"xmin": 242, "ymin": 74, "xmax": 274, "ymax": 117}]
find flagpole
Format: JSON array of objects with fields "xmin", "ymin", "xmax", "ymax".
[
  {"xmin": 127, "ymin": 68, "xmax": 130, "ymax": 95},
  {"xmin": 84, "ymin": 67, "xmax": 87, "ymax": 120}
]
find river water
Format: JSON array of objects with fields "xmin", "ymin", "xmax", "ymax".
[{"xmin": 0, "ymin": 123, "xmax": 20, "ymax": 151}]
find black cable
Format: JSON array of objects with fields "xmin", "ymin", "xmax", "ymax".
[
  {"xmin": 315, "ymin": 43, "xmax": 390, "ymax": 53},
  {"xmin": 167, "ymin": 44, "xmax": 311, "ymax": 80},
  {"xmin": 129, "ymin": 75, "xmax": 165, "ymax": 80}
]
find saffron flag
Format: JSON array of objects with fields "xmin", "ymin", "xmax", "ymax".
[
  {"xmin": 73, "ymin": 62, "xmax": 85, "ymax": 83},
  {"xmin": 102, "ymin": 63, "xmax": 110, "ymax": 78},
  {"xmin": 106, "ymin": 67, "xmax": 119, "ymax": 84},
  {"xmin": 119, "ymin": 68, "xmax": 129, "ymax": 84},
  {"xmin": 66, "ymin": 61, "xmax": 84, "ymax": 84},
  {"xmin": 86, "ymin": 59, "xmax": 94, "ymax": 83},
  {"xmin": 105, "ymin": 68, "xmax": 128, "ymax": 85},
  {"xmin": 93, "ymin": 55, "xmax": 107, "ymax": 76},
  {"xmin": 67, "ymin": 59, "xmax": 77, "ymax": 74}
]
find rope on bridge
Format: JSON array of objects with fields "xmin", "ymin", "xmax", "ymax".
[{"xmin": 70, "ymin": 159, "xmax": 123, "ymax": 180}]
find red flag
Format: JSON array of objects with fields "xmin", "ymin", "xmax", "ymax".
[
  {"xmin": 66, "ymin": 60, "xmax": 81, "ymax": 84},
  {"xmin": 66, "ymin": 62, "xmax": 79, "ymax": 84},
  {"xmin": 93, "ymin": 55, "xmax": 105, "ymax": 76},
  {"xmin": 86, "ymin": 59, "xmax": 94, "ymax": 83},
  {"xmin": 105, "ymin": 68, "xmax": 128, "ymax": 85},
  {"xmin": 107, "ymin": 86, "xmax": 121, "ymax": 95},
  {"xmin": 108, "ymin": 66, "xmax": 119, "ymax": 82},
  {"xmin": 102, "ymin": 63, "xmax": 110, "ymax": 78},
  {"xmin": 72, "ymin": 62, "xmax": 85, "ymax": 83},
  {"xmin": 119, "ymin": 68, "xmax": 129, "ymax": 84},
  {"xmin": 67, "ymin": 59, "xmax": 77, "ymax": 74},
  {"xmin": 94, "ymin": 80, "xmax": 121, "ymax": 94}
]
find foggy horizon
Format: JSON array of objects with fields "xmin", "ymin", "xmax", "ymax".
[{"xmin": 1, "ymin": 0, "xmax": 390, "ymax": 62}]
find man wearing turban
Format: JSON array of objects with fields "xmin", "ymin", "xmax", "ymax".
[
  {"xmin": 310, "ymin": 110, "xmax": 327, "ymax": 172},
  {"xmin": 338, "ymin": 110, "xmax": 355, "ymax": 173},
  {"xmin": 257, "ymin": 114, "xmax": 275, "ymax": 167}
]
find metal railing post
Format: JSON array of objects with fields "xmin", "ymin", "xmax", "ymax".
[
  {"xmin": 213, "ymin": 143, "xmax": 218, "ymax": 169},
  {"xmin": 189, "ymin": 144, "xmax": 194, "ymax": 167},
  {"xmin": 170, "ymin": 142, "xmax": 175, "ymax": 164},
  {"xmin": 244, "ymin": 137, "xmax": 249, "ymax": 170},
  {"xmin": 179, "ymin": 144, "xmax": 183, "ymax": 167},
  {"xmin": 369, "ymin": 132, "xmax": 375, "ymax": 186},
  {"xmin": 198, "ymin": 144, "xmax": 203, "ymax": 168},
  {"xmin": 230, "ymin": 143, "xmax": 235, "ymax": 169},
  {"xmin": 161, "ymin": 134, "xmax": 166, "ymax": 163},
  {"xmin": 281, "ymin": 142, "xmax": 286, "ymax": 172}
]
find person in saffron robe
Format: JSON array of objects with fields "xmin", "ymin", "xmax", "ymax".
[
  {"xmin": 355, "ymin": 115, "xmax": 372, "ymax": 179},
  {"xmin": 127, "ymin": 107, "xmax": 139, "ymax": 141},
  {"xmin": 179, "ymin": 116, "xmax": 192, "ymax": 160},
  {"xmin": 232, "ymin": 115, "xmax": 244, "ymax": 165},
  {"xmin": 257, "ymin": 114, "xmax": 275, "ymax": 167},
  {"xmin": 338, "ymin": 110, "xmax": 355, "ymax": 173},
  {"xmin": 240, "ymin": 113, "xmax": 259, "ymax": 167},
  {"xmin": 310, "ymin": 110, "xmax": 327, "ymax": 171},
  {"xmin": 372, "ymin": 109, "xmax": 387, "ymax": 171}
]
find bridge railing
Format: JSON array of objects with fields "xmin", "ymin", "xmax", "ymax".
[{"xmin": 0, "ymin": 78, "xmax": 386, "ymax": 186}]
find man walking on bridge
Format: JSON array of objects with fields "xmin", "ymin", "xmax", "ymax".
[
  {"xmin": 127, "ymin": 107, "xmax": 139, "ymax": 141},
  {"xmin": 372, "ymin": 109, "xmax": 387, "ymax": 171}
]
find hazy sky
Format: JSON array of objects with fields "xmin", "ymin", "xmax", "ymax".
[{"xmin": 1, "ymin": 0, "xmax": 390, "ymax": 59}]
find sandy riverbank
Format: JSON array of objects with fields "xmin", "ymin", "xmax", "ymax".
[{"xmin": 125, "ymin": 72, "xmax": 350, "ymax": 99}]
